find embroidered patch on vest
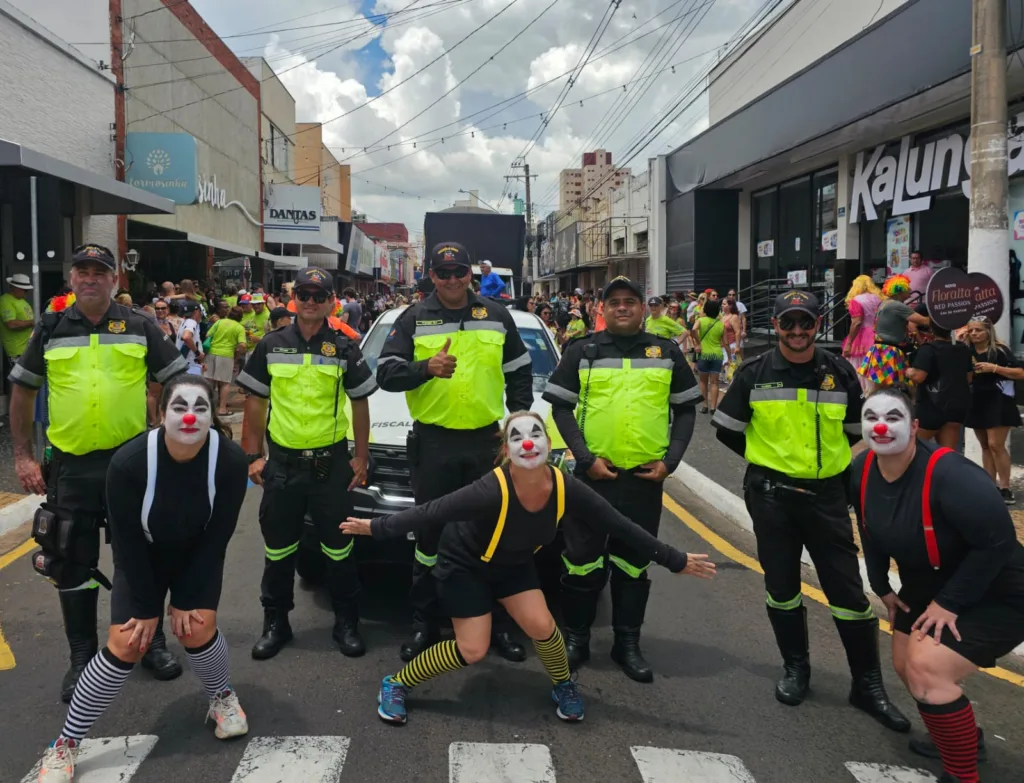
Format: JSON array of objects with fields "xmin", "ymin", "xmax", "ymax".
[
  {"xmin": 107, "ymin": 320, "xmax": 126, "ymax": 334},
  {"xmin": 820, "ymin": 373, "xmax": 835, "ymax": 391},
  {"xmin": 644, "ymin": 346, "xmax": 662, "ymax": 358},
  {"xmin": 471, "ymin": 307, "xmax": 487, "ymax": 319},
  {"xmin": 321, "ymin": 341, "xmax": 337, "ymax": 357}
]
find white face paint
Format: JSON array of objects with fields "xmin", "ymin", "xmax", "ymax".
[
  {"xmin": 506, "ymin": 415, "xmax": 549, "ymax": 468},
  {"xmin": 163, "ymin": 384, "xmax": 213, "ymax": 446},
  {"xmin": 861, "ymin": 394, "xmax": 914, "ymax": 456}
]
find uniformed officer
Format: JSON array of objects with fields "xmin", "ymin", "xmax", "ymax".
[
  {"xmin": 376, "ymin": 241, "xmax": 535, "ymax": 663},
  {"xmin": 543, "ymin": 276, "xmax": 702, "ymax": 682},
  {"xmin": 238, "ymin": 267, "xmax": 377, "ymax": 659},
  {"xmin": 8, "ymin": 243, "xmax": 189, "ymax": 702},
  {"xmin": 711, "ymin": 290, "xmax": 909, "ymax": 732}
]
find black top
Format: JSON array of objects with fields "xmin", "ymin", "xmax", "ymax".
[
  {"xmin": 106, "ymin": 430, "xmax": 249, "ymax": 618},
  {"xmin": 371, "ymin": 465, "xmax": 689, "ymax": 573},
  {"xmin": 852, "ymin": 440, "xmax": 1024, "ymax": 614},
  {"xmin": 969, "ymin": 344, "xmax": 1018, "ymax": 394},
  {"xmin": 911, "ymin": 340, "xmax": 972, "ymax": 415},
  {"xmin": 8, "ymin": 302, "xmax": 187, "ymax": 391},
  {"xmin": 375, "ymin": 291, "xmax": 534, "ymax": 415},
  {"xmin": 236, "ymin": 319, "xmax": 378, "ymax": 402},
  {"xmin": 541, "ymin": 329, "xmax": 701, "ymax": 473}
]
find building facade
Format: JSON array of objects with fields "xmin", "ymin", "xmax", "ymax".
[
  {"xmin": 294, "ymin": 123, "xmax": 352, "ymax": 222},
  {"xmin": 558, "ymin": 149, "xmax": 630, "ymax": 214}
]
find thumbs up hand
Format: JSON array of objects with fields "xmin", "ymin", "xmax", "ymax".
[{"xmin": 427, "ymin": 337, "xmax": 457, "ymax": 378}]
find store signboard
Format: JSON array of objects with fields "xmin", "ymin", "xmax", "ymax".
[
  {"xmin": 926, "ymin": 267, "xmax": 1003, "ymax": 330},
  {"xmin": 377, "ymin": 242, "xmax": 391, "ymax": 281},
  {"xmin": 553, "ymin": 224, "xmax": 578, "ymax": 272},
  {"xmin": 264, "ymin": 186, "xmax": 321, "ymax": 241},
  {"xmin": 125, "ymin": 132, "xmax": 198, "ymax": 204},
  {"xmin": 850, "ymin": 113, "xmax": 1024, "ymax": 223},
  {"xmin": 886, "ymin": 216, "xmax": 911, "ymax": 275}
]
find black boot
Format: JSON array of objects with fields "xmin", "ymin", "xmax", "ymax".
[
  {"xmin": 491, "ymin": 631, "xmax": 527, "ymax": 662},
  {"xmin": 59, "ymin": 589, "xmax": 99, "ymax": 703},
  {"xmin": 251, "ymin": 608, "xmax": 293, "ymax": 660},
  {"xmin": 332, "ymin": 604, "xmax": 365, "ymax": 658},
  {"xmin": 560, "ymin": 580, "xmax": 601, "ymax": 669},
  {"xmin": 766, "ymin": 606, "xmax": 811, "ymax": 706},
  {"xmin": 400, "ymin": 628, "xmax": 437, "ymax": 662},
  {"xmin": 140, "ymin": 624, "xmax": 183, "ymax": 681},
  {"xmin": 910, "ymin": 727, "xmax": 986, "ymax": 761},
  {"xmin": 609, "ymin": 578, "xmax": 653, "ymax": 683},
  {"xmin": 835, "ymin": 617, "xmax": 911, "ymax": 733}
]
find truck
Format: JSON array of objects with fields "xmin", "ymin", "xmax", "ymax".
[{"xmin": 422, "ymin": 210, "xmax": 526, "ymax": 293}]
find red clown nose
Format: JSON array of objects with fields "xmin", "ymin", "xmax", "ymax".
[
  {"xmin": 873, "ymin": 422, "xmax": 888, "ymax": 435},
  {"xmin": 522, "ymin": 440, "xmax": 534, "ymax": 452},
  {"xmin": 183, "ymin": 413, "xmax": 197, "ymax": 426}
]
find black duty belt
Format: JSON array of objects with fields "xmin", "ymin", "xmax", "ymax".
[{"xmin": 270, "ymin": 441, "xmax": 346, "ymax": 470}]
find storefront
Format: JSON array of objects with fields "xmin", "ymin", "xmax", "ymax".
[{"xmin": 263, "ymin": 183, "xmax": 343, "ymax": 289}]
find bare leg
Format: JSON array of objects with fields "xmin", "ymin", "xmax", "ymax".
[
  {"xmin": 986, "ymin": 426, "xmax": 1012, "ymax": 489},
  {"xmin": 936, "ymin": 422, "xmax": 962, "ymax": 450},
  {"xmin": 975, "ymin": 428, "xmax": 996, "ymax": 480}
]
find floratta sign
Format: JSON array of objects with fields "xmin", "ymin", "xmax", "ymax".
[{"xmin": 850, "ymin": 114, "xmax": 1024, "ymax": 223}]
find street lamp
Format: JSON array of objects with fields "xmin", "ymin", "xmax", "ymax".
[{"xmin": 122, "ymin": 248, "xmax": 140, "ymax": 272}]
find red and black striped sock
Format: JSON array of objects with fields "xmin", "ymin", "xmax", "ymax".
[{"xmin": 916, "ymin": 695, "xmax": 979, "ymax": 783}]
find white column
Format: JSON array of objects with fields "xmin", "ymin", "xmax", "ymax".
[
  {"xmin": 737, "ymin": 189, "xmax": 751, "ymax": 290},
  {"xmin": 835, "ymin": 154, "xmax": 859, "ymax": 261},
  {"xmin": 648, "ymin": 155, "xmax": 668, "ymax": 295}
]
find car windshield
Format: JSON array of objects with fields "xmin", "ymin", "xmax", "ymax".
[{"xmin": 361, "ymin": 320, "xmax": 558, "ymax": 387}]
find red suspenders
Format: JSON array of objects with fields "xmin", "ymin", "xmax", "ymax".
[{"xmin": 859, "ymin": 447, "xmax": 953, "ymax": 570}]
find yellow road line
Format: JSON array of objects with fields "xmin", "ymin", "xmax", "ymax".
[
  {"xmin": 662, "ymin": 492, "xmax": 1024, "ymax": 689},
  {"xmin": 0, "ymin": 538, "xmax": 35, "ymax": 571},
  {"xmin": 0, "ymin": 539, "xmax": 33, "ymax": 670}
]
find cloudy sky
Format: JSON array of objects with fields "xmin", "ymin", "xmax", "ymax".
[{"xmin": 188, "ymin": 0, "xmax": 775, "ymax": 238}]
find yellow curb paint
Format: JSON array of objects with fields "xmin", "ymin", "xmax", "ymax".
[
  {"xmin": 0, "ymin": 539, "xmax": 34, "ymax": 670},
  {"xmin": 0, "ymin": 538, "xmax": 35, "ymax": 571},
  {"xmin": 662, "ymin": 492, "xmax": 1024, "ymax": 690}
]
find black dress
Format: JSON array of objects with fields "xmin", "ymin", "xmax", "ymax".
[
  {"xmin": 965, "ymin": 345, "xmax": 1022, "ymax": 430},
  {"xmin": 911, "ymin": 340, "xmax": 972, "ymax": 430}
]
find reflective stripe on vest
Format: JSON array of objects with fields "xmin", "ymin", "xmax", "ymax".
[
  {"xmin": 481, "ymin": 467, "xmax": 565, "ymax": 562},
  {"xmin": 409, "ymin": 320, "xmax": 506, "ymax": 429},
  {"xmin": 141, "ymin": 429, "xmax": 219, "ymax": 543},
  {"xmin": 266, "ymin": 351, "xmax": 349, "ymax": 450},
  {"xmin": 745, "ymin": 387, "xmax": 850, "ymax": 479},
  {"xmin": 577, "ymin": 356, "xmax": 673, "ymax": 470},
  {"xmin": 43, "ymin": 333, "xmax": 149, "ymax": 455}
]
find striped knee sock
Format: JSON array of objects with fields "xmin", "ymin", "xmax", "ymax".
[
  {"xmin": 917, "ymin": 695, "xmax": 979, "ymax": 783},
  {"xmin": 394, "ymin": 639, "xmax": 467, "ymax": 688},
  {"xmin": 185, "ymin": 629, "xmax": 231, "ymax": 698},
  {"xmin": 534, "ymin": 627, "xmax": 571, "ymax": 684},
  {"xmin": 60, "ymin": 647, "xmax": 133, "ymax": 742}
]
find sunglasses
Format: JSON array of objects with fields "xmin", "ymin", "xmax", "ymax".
[
  {"xmin": 779, "ymin": 315, "xmax": 816, "ymax": 331},
  {"xmin": 154, "ymin": 306, "xmax": 168, "ymax": 311},
  {"xmin": 433, "ymin": 267, "xmax": 468, "ymax": 280},
  {"xmin": 295, "ymin": 290, "xmax": 329, "ymax": 304}
]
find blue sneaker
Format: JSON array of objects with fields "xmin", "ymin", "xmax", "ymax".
[
  {"xmin": 378, "ymin": 675, "xmax": 408, "ymax": 724},
  {"xmin": 552, "ymin": 680, "xmax": 584, "ymax": 722}
]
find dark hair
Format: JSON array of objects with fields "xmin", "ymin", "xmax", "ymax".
[
  {"xmin": 343, "ymin": 287, "xmax": 357, "ymax": 298},
  {"xmin": 159, "ymin": 375, "xmax": 233, "ymax": 439},
  {"xmin": 228, "ymin": 306, "xmax": 244, "ymax": 321},
  {"xmin": 866, "ymin": 385, "xmax": 916, "ymax": 417},
  {"xmin": 931, "ymin": 322, "xmax": 952, "ymax": 340},
  {"xmin": 702, "ymin": 299, "xmax": 721, "ymax": 319}
]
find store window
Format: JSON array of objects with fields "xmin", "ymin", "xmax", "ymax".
[
  {"xmin": 812, "ymin": 169, "xmax": 838, "ymax": 283},
  {"xmin": 778, "ymin": 176, "xmax": 811, "ymax": 279},
  {"xmin": 751, "ymin": 187, "xmax": 777, "ymax": 283}
]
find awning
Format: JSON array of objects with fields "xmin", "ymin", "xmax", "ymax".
[
  {"xmin": 187, "ymin": 232, "xmax": 256, "ymax": 257},
  {"xmin": 0, "ymin": 138, "xmax": 174, "ymax": 215},
  {"xmin": 257, "ymin": 250, "xmax": 307, "ymax": 270}
]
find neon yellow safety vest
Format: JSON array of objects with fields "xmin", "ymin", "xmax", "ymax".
[
  {"xmin": 577, "ymin": 357, "xmax": 673, "ymax": 469},
  {"xmin": 267, "ymin": 351, "xmax": 348, "ymax": 449},
  {"xmin": 43, "ymin": 334, "xmax": 149, "ymax": 455},
  {"xmin": 745, "ymin": 387, "xmax": 850, "ymax": 479},
  {"xmin": 409, "ymin": 321, "xmax": 506, "ymax": 430}
]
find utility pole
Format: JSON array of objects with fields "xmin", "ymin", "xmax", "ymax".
[
  {"xmin": 968, "ymin": 0, "xmax": 1009, "ymax": 339},
  {"xmin": 506, "ymin": 158, "xmax": 539, "ymax": 291}
]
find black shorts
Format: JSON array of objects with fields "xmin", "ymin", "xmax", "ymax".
[
  {"xmin": 915, "ymin": 398, "xmax": 967, "ymax": 431},
  {"xmin": 966, "ymin": 390, "xmax": 1022, "ymax": 430},
  {"xmin": 110, "ymin": 558, "xmax": 225, "ymax": 625},
  {"xmin": 436, "ymin": 558, "xmax": 541, "ymax": 619},
  {"xmin": 893, "ymin": 587, "xmax": 1024, "ymax": 669}
]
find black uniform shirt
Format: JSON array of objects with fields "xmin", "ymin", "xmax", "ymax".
[
  {"xmin": 9, "ymin": 301, "xmax": 187, "ymax": 391},
  {"xmin": 370, "ymin": 465, "xmax": 688, "ymax": 573},
  {"xmin": 853, "ymin": 441, "xmax": 1024, "ymax": 615},
  {"xmin": 375, "ymin": 291, "xmax": 534, "ymax": 415}
]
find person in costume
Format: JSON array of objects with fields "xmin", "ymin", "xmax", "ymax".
[
  {"xmin": 859, "ymin": 275, "xmax": 929, "ymax": 390},
  {"xmin": 35, "ymin": 375, "xmax": 250, "ymax": 782},
  {"xmin": 341, "ymin": 411, "xmax": 716, "ymax": 725},
  {"xmin": 854, "ymin": 387, "xmax": 1024, "ymax": 783},
  {"xmin": 841, "ymin": 275, "xmax": 883, "ymax": 393}
]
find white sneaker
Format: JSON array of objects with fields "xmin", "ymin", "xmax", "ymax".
[
  {"xmin": 207, "ymin": 689, "xmax": 248, "ymax": 739},
  {"xmin": 38, "ymin": 738, "xmax": 78, "ymax": 782}
]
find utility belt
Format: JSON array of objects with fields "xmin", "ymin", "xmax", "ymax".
[
  {"xmin": 31, "ymin": 503, "xmax": 112, "ymax": 590},
  {"xmin": 268, "ymin": 439, "xmax": 348, "ymax": 481},
  {"xmin": 745, "ymin": 464, "xmax": 844, "ymax": 498}
]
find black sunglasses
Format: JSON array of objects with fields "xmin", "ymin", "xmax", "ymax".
[
  {"xmin": 295, "ymin": 290, "xmax": 329, "ymax": 304},
  {"xmin": 779, "ymin": 314, "xmax": 816, "ymax": 331},
  {"xmin": 434, "ymin": 267, "xmax": 468, "ymax": 280}
]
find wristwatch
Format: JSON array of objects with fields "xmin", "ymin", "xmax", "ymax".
[{"xmin": 247, "ymin": 453, "xmax": 264, "ymax": 465}]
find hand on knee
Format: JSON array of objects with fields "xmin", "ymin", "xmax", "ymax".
[
  {"xmin": 455, "ymin": 640, "xmax": 488, "ymax": 665},
  {"xmin": 106, "ymin": 633, "xmax": 146, "ymax": 665}
]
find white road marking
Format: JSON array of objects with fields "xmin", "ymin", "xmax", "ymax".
[
  {"xmin": 449, "ymin": 741, "xmax": 556, "ymax": 783},
  {"xmin": 844, "ymin": 762, "xmax": 937, "ymax": 782},
  {"xmin": 229, "ymin": 736, "xmax": 350, "ymax": 783},
  {"xmin": 22, "ymin": 735, "xmax": 158, "ymax": 783},
  {"xmin": 630, "ymin": 747, "xmax": 757, "ymax": 782}
]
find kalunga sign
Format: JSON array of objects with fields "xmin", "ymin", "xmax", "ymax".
[
  {"xmin": 925, "ymin": 267, "xmax": 1004, "ymax": 331},
  {"xmin": 850, "ymin": 114, "xmax": 1024, "ymax": 223}
]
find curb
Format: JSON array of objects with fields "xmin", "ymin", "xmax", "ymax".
[
  {"xmin": 0, "ymin": 494, "xmax": 42, "ymax": 538},
  {"xmin": 668, "ymin": 462, "xmax": 1024, "ymax": 659}
]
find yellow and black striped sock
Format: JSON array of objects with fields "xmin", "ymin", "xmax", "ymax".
[
  {"xmin": 534, "ymin": 627, "xmax": 571, "ymax": 684},
  {"xmin": 393, "ymin": 639, "xmax": 467, "ymax": 689}
]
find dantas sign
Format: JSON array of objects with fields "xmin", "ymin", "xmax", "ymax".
[{"xmin": 850, "ymin": 114, "xmax": 1024, "ymax": 223}]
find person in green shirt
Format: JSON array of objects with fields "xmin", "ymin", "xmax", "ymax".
[
  {"xmin": 646, "ymin": 297, "xmax": 685, "ymax": 343},
  {"xmin": 564, "ymin": 307, "xmax": 587, "ymax": 343},
  {"xmin": 204, "ymin": 306, "xmax": 248, "ymax": 414},
  {"xmin": 249, "ymin": 293, "xmax": 271, "ymax": 336},
  {"xmin": 691, "ymin": 299, "xmax": 730, "ymax": 414},
  {"xmin": 1, "ymin": 273, "xmax": 35, "ymax": 365}
]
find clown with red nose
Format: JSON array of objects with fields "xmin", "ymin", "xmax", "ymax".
[
  {"xmin": 506, "ymin": 414, "xmax": 550, "ymax": 467},
  {"xmin": 862, "ymin": 393, "xmax": 913, "ymax": 456},
  {"xmin": 164, "ymin": 384, "xmax": 214, "ymax": 446}
]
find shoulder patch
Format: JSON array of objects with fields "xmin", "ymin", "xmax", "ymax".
[
  {"xmin": 107, "ymin": 320, "xmax": 126, "ymax": 334},
  {"xmin": 471, "ymin": 306, "xmax": 488, "ymax": 320},
  {"xmin": 321, "ymin": 341, "xmax": 337, "ymax": 357}
]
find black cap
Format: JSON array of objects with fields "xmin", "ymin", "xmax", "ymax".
[
  {"xmin": 293, "ymin": 267, "xmax": 334, "ymax": 292},
  {"xmin": 430, "ymin": 241, "xmax": 471, "ymax": 268},
  {"xmin": 71, "ymin": 244, "xmax": 116, "ymax": 270},
  {"xmin": 774, "ymin": 290, "xmax": 819, "ymax": 318},
  {"xmin": 178, "ymin": 299, "xmax": 200, "ymax": 315},
  {"xmin": 647, "ymin": 296, "xmax": 663, "ymax": 307},
  {"xmin": 603, "ymin": 276, "xmax": 644, "ymax": 300}
]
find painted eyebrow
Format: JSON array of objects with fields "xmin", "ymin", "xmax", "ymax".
[
  {"xmin": 530, "ymin": 424, "xmax": 544, "ymax": 434},
  {"xmin": 509, "ymin": 426, "xmax": 524, "ymax": 439},
  {"xmin": 169, "ymin": 395, "xmax": 188, "ymax": 407}
]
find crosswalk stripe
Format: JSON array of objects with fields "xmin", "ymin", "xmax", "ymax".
[
  {"xmin": 449, "ymin": 742, "xmax": 556, "ymax": 783},
  {"xmin": 631, "ymin": 746, "xmax": 757, "ymax": 782},
  {"xmin": 21, "ymin": 735, "xmax": 158, "ymax": 783},
  {"xmin": 230, "ymin": 736, "xmax": 350, "ymax": 783},
  {"xmin": 844, "ymin": 762, "xmax": 937, "ymax": 782}
]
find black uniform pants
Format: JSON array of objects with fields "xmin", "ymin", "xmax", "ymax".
[
  {"xmin": 45, "ymin": 448, "xmax": 115, "ymax": 590},
  {"xmin": 408, "ymin": 422, "xmax": 510, "ymax": 632},
  {"xmin": 742, "ymin": 466, "xmax": 871, "ymax": 620},
  {"xmin": 258, "ymin": 442, "xmax": 358, "ymax": 615}
]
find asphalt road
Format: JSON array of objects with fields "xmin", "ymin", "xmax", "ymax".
[{"xmin": 1, "ymin": 483, "xmax": 1023, "ymax": 783}]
